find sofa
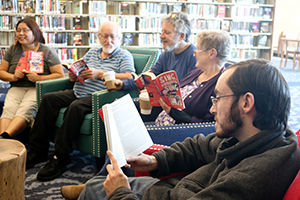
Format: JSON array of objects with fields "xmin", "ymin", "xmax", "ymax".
[{"xmin": 35, "ymin": 47, "xmax": 160, "ymax": 160}]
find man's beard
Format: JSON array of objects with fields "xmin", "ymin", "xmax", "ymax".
[
  {"xmin": 216, "ymin": 103, "xmax": 243, "ymax": 138},
  {"xmin": 163, "ymin": 41, "xmax": 179, "ymax": 52},
  {"xmin": 102, "ymin": 43, "xmax": 115, "ymax": 54}
]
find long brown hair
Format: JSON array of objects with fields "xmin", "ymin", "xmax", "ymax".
[{"xmin": 15, "ymin": 17, "xmax": 45, "ymax": 46}]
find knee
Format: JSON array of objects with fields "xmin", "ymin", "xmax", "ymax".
[{"xmin": 41, "ymin": 93, "xmax": 53, "ymax": 102}]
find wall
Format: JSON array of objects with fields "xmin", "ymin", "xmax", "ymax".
[{"xmin": 273, "ymin": 0, "xmax": 300, "ymax": 49}]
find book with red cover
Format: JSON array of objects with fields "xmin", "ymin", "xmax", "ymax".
[
  {"xmin": 133, "ymin": 70, "xmax": 185, "ymax": 109},
  {"xmin": 217, "ymin": 5, "xmax": 226, "ymax": 18},
  {"xmin": 16, "ymin": 50, "xmax": 44, "ymax": 73},
  {"xmin": 62, "ymin": 59, "xmax": 89, "ymax": 84}
]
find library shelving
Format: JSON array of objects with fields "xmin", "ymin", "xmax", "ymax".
[{"xmin": 0, "ymin": 0, "xmax": 276, "ymax": 63}]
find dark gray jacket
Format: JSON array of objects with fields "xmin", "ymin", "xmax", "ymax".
[{"xmin": 110, "ymin": 129, "xmax": 300, "ymax": 200}]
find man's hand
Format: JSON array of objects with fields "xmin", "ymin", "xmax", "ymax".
[
  {"xmin": 68, "ymin": 71, "xmax": 78, "ymax": 82},
  {"xmin": 26, "ymin": 72, "xmax": 40, "ymax": 82},
  {"xmin": 104, "ymin": 151, "xmax": 131, "ymax": 197},
  {"xmin": 13, "ymin": 69, "xmax": 26, "ymax": 81},
  {"xmin": 125, "ymin": 153, "xmax": 158, "ymax": 172},
  {"xmin": 158, "ymin": 98, "xmax": 171, "ymax": 114},
  {"xmin": 80, "ymin": 68, "xmax": 103, "ymax": 80}
]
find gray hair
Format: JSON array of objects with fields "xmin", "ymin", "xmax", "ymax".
[
  {"xmin": 97, "ymin": 21, "xmax": 123, "ymax": 42},
  {"xmin": 163, "ymin": 12, "xmax": 191, "ymax": 42},
  {"xmin": 197, "ymin": 30, "xmax": 232, "ymax": 64}
]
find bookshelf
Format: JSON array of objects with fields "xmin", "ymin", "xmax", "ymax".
[{"xmin": 0, "ymin": 0, "xmax": 276, "ymax": 63}]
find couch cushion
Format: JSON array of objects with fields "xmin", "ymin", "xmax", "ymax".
[
  {"xmin": 55, "ymin": 107, "xmax": 92, "ymax": 135},
  {"xmin": 132, "ymin": 54, "xmax": 150, "ymax": 74}
]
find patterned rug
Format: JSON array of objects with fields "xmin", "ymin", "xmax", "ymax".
[{"xmin": 25, "ymin": 144, "xmax": 98, "ymax": 200}]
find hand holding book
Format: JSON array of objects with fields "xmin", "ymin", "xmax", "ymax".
[
  {"xmin": 16, "ymin": 50, "xmax": 44, "ymax": 74},
  {"xmin": 62, "ymin": 59, "xmax": 89, "ymax": 84},
  {"xmin": 100, "ymin": 94, "xmax": 153, "ymax": 167},
  {"xmin": 134, "ymin": 70, "xmax": 185, "ymax": 110}
]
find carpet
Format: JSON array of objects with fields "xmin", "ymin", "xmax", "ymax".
[{"xmin": 25, "ymin": 144, "xmax": 98, "ymax": 200}]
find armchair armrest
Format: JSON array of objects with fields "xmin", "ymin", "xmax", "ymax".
[
  {"xmin": 91, "ymin": 89, "xmax": 141, "ymax": 157},
  {"xmin": 36, "ymin": 77, "xmax": 74, "ymax": 107},
  {"xmin": 146, "ymin": 122, "xmax": 215, "ymax": 146}
]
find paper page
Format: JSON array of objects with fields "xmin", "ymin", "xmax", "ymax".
[
  {"xmin": 103, "ymin": 104, "xmax": 127, "ymax": 168},
  {"xmin": 104, "ymin": 94, "xmax": 153, "ymax": 167}
]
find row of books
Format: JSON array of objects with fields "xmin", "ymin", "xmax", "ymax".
[
  {"xmin": 190, "ymin": 19, "xmax": 222, "ymax": 31},
  {"xmin": 236, "ymin": 0, "xmax": 266, "ymax": 3},
  {"xmin": 138, "ymin": 33, "xmax": 162, "ymax": 47},
  {"xmin": 0, "ymin": 0, "xmax": 18, "ymax": 13},
  {"xmin": 43, "ymin": 32, "xmax": 67, "ymax": 47},
  {"xmin": 230, "ymin": 21, "xmax": 270, "ymax": 33},
  {"xmin": 230, "ymin": 49, "xmax": 258, "ymax": 60},
  {"xmin": 187, "ymin": 4, "xmax": 227, "ymax": 18},
  {"xmin": 1, "ymin": 0, "xmax": 61, "ymax": 14},
  {"xmin": 139, "ymin": 17, "xmax": 162, "ymax": 32},
  {"xmin": 90, "ymin": 33, "xmax": 100, "ymax": 47},
  {"xmin": 89, "ymin": 16, "xmax": 136, "ymax": 32},
  {"xmin": 36, "ymin": 16, "xmax": 65, "ymax": 30},
  {"xmin": 0, "ymin": 32, "xmax": 15, "ymax": 46},
  {"xmin": 231, "ymin": 34, "xmax": 268, "ymax": 47},
  {"xmin": 89, "ymin": 1, "xmax": 106, "ymax": 15},
  {"xmin": 230, "ymin": 6, "xmax": 272, "ymax": 19},
  {"xmin": 54, "ymin": 48, "xmax": 78, "ymax": 64}
]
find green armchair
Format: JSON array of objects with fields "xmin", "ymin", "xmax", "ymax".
[{"xmin": 35, "ymin": 47, "xmax": 160, "ymax": 160}]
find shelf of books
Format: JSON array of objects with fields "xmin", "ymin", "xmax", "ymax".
[{"xmin": 0, "ymin": 0, "xmax": 275, "ymax": 63}]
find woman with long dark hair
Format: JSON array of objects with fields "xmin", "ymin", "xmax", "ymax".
[{"xmin": 0, "ymin": 17, "xmax": 64, "ymax": 139}]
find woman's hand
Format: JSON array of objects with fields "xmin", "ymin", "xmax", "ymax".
[
  {"xmin": 13, "ymin": 70, "xmax": 26, "ymax": 81},
  {"xmin": 104, "ymin": 151, "xmax": 131, "ymax": 197},
  {"xmin": 26, "ymin": 72, "xmax": 40, "ymax": 82},
  {"xmin": 159, "ymin": 98, "xmax": 171, "ymax": 114}
]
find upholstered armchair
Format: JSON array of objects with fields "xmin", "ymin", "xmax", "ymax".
[{"xmin": 35, "ymin": 47, "xmax": 160, "ymax": 160}]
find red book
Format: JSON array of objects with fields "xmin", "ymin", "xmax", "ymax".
[
  {"xmin": 217, "ymin": 5, "xmax": 226, "ymax": 18},
  {"xmin": 133, "ymin": 70, "xmax": 185, "ymax": 109},
  {"xmin": 62, "ymin": 59, "xmax": 89, "ymax": 85},
  {"xmin": 16, "ymin": 50, "xmax": 44, "ymax": 73}
]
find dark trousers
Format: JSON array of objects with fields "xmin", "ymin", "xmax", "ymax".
[{"xmin": 29, "ymin": 89, "xmax": 92, "ymax": 158}]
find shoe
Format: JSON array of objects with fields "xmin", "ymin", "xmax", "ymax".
[
  {"xmin": 37, "ymin": 154, "xmax": 69, "ymax": 181},
  {"xmin": 26, "ymin": 150, "xmax": 48, "ymax": 169},
  {"xmin": 61, "ymin": 184, "xmax": 85, "ymax": 200}
]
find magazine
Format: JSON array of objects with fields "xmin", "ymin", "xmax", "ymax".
[
  {"xmin": 16, "ymin": 50, "xmax": 44, "ymax": 73},
  {"xmin": 62, "ymin": 59, "xmax": 89, "ymax": 85},
  {"xmin": 133, "ymin": 70, "xmax": 185, "ymax": 109},
  {"xmin": 99, "ymin": 94, "xmax": 153, "ymax": 167}
]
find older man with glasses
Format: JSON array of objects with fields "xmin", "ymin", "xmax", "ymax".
[{"xmin": 25, "ymin": 21, "xmax": 135, "ymax": 181}]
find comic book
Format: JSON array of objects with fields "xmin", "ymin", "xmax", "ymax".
[
  {"xmin": 62, "ymin": 59, "xmax": 89, "ymax": 84},
  {"xmin": 16, "ymin": 50, "xmax": 44, "ymax": 73},
  {"xmin": 133, "ymin": 70, "xmax": 185, "ymax": 109}
]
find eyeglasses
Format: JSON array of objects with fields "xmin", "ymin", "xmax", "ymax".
[
  {"xmin": 99, "ymin": 34, "xmax": 119, "ymax": 40},
  {"xmin": 16, "ymin": 29, "xmax": 31, "ymax": 33},
  {"xmin": 210, "ymin": 94, "xmax": 237, "ymax": 105}
]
